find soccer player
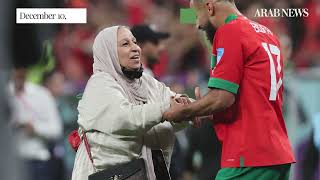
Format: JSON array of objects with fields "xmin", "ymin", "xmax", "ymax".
[{"xmin": 163, "ymin": 0, "xmax": 296, "ymax": 179}]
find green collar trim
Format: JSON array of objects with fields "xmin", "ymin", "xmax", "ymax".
[{"xmin": 225, "ymin": 14, "xmax": 238, "ymax": 24}]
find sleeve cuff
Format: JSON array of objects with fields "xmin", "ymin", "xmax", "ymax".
[{"xmin": 208, "ymin": 78, "xmax": 239, "ymax": 94}]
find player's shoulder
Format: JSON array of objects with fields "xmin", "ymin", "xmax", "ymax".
[
  {"xmin": 216, "ymin": 20, "xmax": 240, "ymax": 35},
  {"xmin": 216, "ymin": 15, "xmax": 248, "ymax": 37}
]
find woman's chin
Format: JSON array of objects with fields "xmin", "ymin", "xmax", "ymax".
[
  {"xmin": 125, "ymin": 66, "xmax": 140, "ymax": 71},
  {"xmin": 130, "ymin": 63, "xmax": 141, "ymax": 69}
]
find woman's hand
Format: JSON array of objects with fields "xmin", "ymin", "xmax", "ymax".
[
  {"xmin": 174, "ymin": 96, "xmax": 191, "ymax": 105},
  {"xmin": 163, "ymin": 97, "xmax": 187, "ymax": 123}
]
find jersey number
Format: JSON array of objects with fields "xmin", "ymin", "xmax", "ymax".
[{"xmin": 262, "ymin": 43, "xmax": 282, "ymax": 101}]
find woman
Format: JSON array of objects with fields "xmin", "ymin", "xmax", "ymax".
[{"xmin": 71, "ymin": 26, "xmax": 191, "ymax": 180}]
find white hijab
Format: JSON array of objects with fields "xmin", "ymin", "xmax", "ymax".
[{"xmin": 92, "ymin": 25, "xmax": 148, "ymax": 105}]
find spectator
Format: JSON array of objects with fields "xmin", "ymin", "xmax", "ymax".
[
  {"xmin": 294, "ymin": 113, "xmax": 320, "ymax": 180},
  {"xmin": 131, "ymin": 24, "xmax": 170, "ymax": 77},
  {"xmin": 42, "ymin": 70, "xmax": 78, "ymax": 180},
  {"xmin": 9, "ymin": 65, "xmax": 62, "ymax": 180}
]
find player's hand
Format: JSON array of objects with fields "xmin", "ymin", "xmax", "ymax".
[
  {"xmin": 163, "ymin": 97, "xmax": 186, "ymax": 123},
  {"xmin": 193, "ymin": 87, "xmax": 214, "ymax": 126}
]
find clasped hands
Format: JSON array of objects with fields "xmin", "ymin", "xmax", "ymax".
[{"xmin": 163, "ymin": 87, "xmax": 211, "ymax": 128}]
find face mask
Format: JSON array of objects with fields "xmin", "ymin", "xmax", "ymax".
[{"xmin": 121, "ymin": 64, "xmax": 144, "ymax": 80}]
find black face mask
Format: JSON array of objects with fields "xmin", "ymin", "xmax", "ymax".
[{"xmin": 121, "ymin": 65, "xmax": 144, "ymax": 79}]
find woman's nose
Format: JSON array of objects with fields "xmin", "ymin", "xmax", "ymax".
[{"xmin": 132, "ymin": 44, "xmax": 141, "ymax": 52}]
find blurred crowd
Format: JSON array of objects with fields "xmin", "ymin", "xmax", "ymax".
[{"xmin": 7, "ymin": 0, "xmax": 320, "ymax": 180}]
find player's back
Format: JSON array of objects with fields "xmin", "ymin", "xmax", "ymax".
[
  {"xmin": 236, "ymin": 17, "xmax": 285, "ymax": 128},
  {"xmin": 211, "ymin": 15, "xmax": 295, "ymax": 168}
]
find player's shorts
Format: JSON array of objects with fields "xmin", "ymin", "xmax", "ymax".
[{"xmin": 215, "ymin": 164, "xmax": 291, "ymax": 180}]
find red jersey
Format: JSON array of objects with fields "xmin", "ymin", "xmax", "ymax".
[{"xmin": 209, "ymin": 15, "xmax": 295, "ymax": 168}]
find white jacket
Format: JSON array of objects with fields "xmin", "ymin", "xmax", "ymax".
[
  {"xmin": 72, "ymin": 72, "xmax": 188, "ymax": 180},
  {"xmin": 9, "ymin": 82, "xmax": 62, "ymax": 161}
]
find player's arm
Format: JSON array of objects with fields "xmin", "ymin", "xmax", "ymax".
[
  {"xmin": 184, "ymin": 88, "xmax": 235, "ymax": 117},
  {"xmin": 163, "ymin": 88, "xmax": 235, "ymax": 123}
]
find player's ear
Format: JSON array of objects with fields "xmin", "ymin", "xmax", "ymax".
[{"xmin": 205, "ymin": 1, "xmax": 215, "ymax": 16}]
